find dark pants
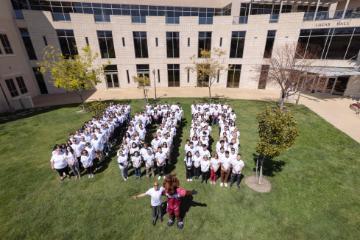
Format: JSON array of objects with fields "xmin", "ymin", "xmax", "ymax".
[
  {"xmin": 152, "ymin": 205, "xmax": 162, "ymax": 222},
  {"xmin": 134, "ymin": 167, "xmax": 141, "ymax": 177},
  {"xmin": 157, "ymin": 165, "xmax": 165, "ymax": 176},
  {"xmin": 230, "ymin": 173, "xmax": 242, "ymax": 187},
  {"xmin": 201, "ymin": 171, "xmax": 209, "ymax": 183},
  {"xmin": 186, "ymin": 166, "xmax": 193, "ymax": 179},
  {"xmin": 194, "ymin": 167, "xmax": 200, "ymax": 179},
  {"xmin": 56, "ymin": 166, "xmax": 69, "ymax": 177}
]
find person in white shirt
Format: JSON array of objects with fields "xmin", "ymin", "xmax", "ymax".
[
  {"xmin": 65, "ymin": 146, "xmax": 80, "ymax": 179},
  {"xmin": 230, "ymin": 154, "xmax": 245, "ymax": 189},
  {"xmin": 220, "ymin": 151, "xmax": 231, "ymax": 187},
  {"xmin": 200, "ymin": 155, "xmax": 210, "ymax": 184},
  {"xmin": 184, "ymin": 151, "xmax": 194, "ymax": 182},
  {"xmin": 155, "ymin": 147, "xmax": 167, "ymax": 180},
  {"xmin": 133, "ymin": 181, "xmax": 165, "ymax": 225},
  {"xmin": 131, "ymin": 151, "xmax": 142, "ymax": 179},
  {"xmin": 80, "ymin": 149, "xmax": 94, "ymax": 178},
  {"xmin": 143, "ymin": 148, "xmax": 155, "ymax": 178},
  {"xmin": 50, "ymin": 146, "xmax": 69, "ymax": 181},
  {"xmin": 117, "ymin": 147, "xmax": 129, "ymax": 181},
  {"xmin": 210, "ymin": 153, "xmax": 220, "ymax": 185},
  {"xmin": 193, "ymin": 151, "xmax": 202, "ymax": 179}
]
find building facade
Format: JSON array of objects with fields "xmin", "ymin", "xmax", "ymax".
[{"xmin": 0, "ymin": 0, "xmax": 360, "ymax": 112}]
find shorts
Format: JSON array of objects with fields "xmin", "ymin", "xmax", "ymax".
[
  {"xmin": 167, "ymin": 198, "xmax": 181, "ymax": 217},
  {"xmin": 56, "ymin": 166, "xmax": 68, "ymax": 177}
]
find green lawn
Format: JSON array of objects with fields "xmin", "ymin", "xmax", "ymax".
[{"xmin": 0, "ymin": 99, "xmax": 359, "ymax": 240}]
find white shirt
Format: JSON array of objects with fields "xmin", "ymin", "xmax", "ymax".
[
  {"xmin": 155, "ymin": 151, "xmax": 167, "ymax": 166},
  {"xmin": 184, "ymin": 156, "xmax": 193, "ymax": 167},
  {"xmin": 132, "ymin": 155, "xmax": 142, "ymax": 168},
  {"xmin": 210, "ymin": 158, "xmax": 220, "ymax": 172},
  {"xmin": 117, "ymin": 155, "xmax": 128, "ymax": 167},
  {"xmin": 221, "ymin": 156, "xmax": 231, "ymax": 171},
  {"xmin": 200, "ymin": 160, "xmax": 210, "ymax": 172},
  {"xmin": 51, "ymin": 153, "xmax": 68, "ymax": 169},
  {"xmin": 146, "ymin": 186, "xmax": 165, "ymax": 206},
  {"xmin": 80, "ymin": 155, "xmax": 93, "ymax": 168},
  {"xmin": 193, "ymin": 155, "xmax": 202, "ymax": 168},
  {"xmin": 232, "ymin": 159, "xmax": 245, "ymax": 174},
  {"xmin": 143, "ymin": 153, "xmax": 155, "ymax": 167}
]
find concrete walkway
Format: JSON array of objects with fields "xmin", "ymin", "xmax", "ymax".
[{"xmin": 32, "ymin": 87, "xmax": 360, "ymax": 143}]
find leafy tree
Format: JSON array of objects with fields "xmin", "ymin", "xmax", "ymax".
[
  {"xmin": 256, "ymin": 107, "xmax": 298, "ymax": 184},
  {"xmin": 133, "ymin": 75, "xmax": 150, "ymax": 102},
  {"xmin": 187, "ymin": 48, "xmax": 227, "ymax": 99},
  {"xmin": 84, "ymin": 100, "xmax": 108, "ymax": 117},
  {"xmin": 39, "ymin": 45, "xmax": 103, "ymax": 110}
]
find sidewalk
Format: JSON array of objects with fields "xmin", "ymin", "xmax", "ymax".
[{"xmin": 299, "ymin": 93, "xmax": 360, "ymax": 143}]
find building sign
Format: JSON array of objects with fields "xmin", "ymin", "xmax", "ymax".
[{"xmin": 314, "ymin": 20, "xmax": 350, "ymax": 28}]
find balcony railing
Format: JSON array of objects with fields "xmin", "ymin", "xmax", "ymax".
[
  {"xmin": 94, "ymin": 14, "xmax": 110, "ymax": 23},
  {"xmin": 131, "ymin": 16, "xmax": 146, "ymax": 23},
  {"xmin": 165, "ymin": 17, "xmax": 179, "ymax": 24},
  {"xmin": 233, "ymin": 16, "xmax": 248, "ymax": 24},
  {"xmin": 304, "ymin": 10, "xmax": 360, "ymax": 21}
]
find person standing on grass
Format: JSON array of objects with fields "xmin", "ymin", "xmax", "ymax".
[
  {"xmin": 200, "ymin": 155, "xmax": 210, "ymax": 184},
  {"xmin": 132, "ymin": 181, "xmax": 165, "ymax": 225},
  {"xmin": 65, "ymin": 146, "xmax": 81, "ymax": 179},
  {"xmin": 131, "ymin": 151, "xmax": 142, "ymax": 179},
  {"xmin": 220, "ymin": 151, "xmax": 231, "ymax": 187},
  {"xmin": 184, "ymin": 151, "xmax": 194, "ymax": 182},
  {"xmin": 193, "ymin": 151, "xmax": 201, "ymax": 180},
  {"xmin": 50, "ymin": 145, "xmax": 69, "ymax": 181},
  {"xmin": 155, "ymin": 147, "xmax": 167, "ymax": 180},
  {"xmin": 230, "ymin": 154, "xmax": 245, "ymax": 189},
  {"xmin": 81, "ymin": 149, "xmax": 94, "ymax": 178},
  {"xmin": 143, "ymin": 148, "xmax": 155, "ymax": 178},
  {"xmin": 210, "ymin": 152, "xmax": 220, "ymax": 185},
  {"xmin": 117, "ymin": 147, "xmax": 129, "ymax": 181}
]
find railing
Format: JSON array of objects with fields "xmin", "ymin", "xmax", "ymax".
[
  {"xmin": 52, "ymin": 12, "xmax": 71, "ymax": 21},
  {"xmin": 233, "ymin": 16, "xmax": 248, "ymax": 24},
  {"xmin": 165, "ymin": 17, "xmax": 179, "ymax": 24},
  {"xmin": 304, "ymin": 10, "xmax": 360, "ymax": 21},
  {"xmin": 94, "ymin": 14, "xmax": 110, "ymax": 22},
  {"xmin": 131, "ymin": 16, "xmax": 146, "ymax": 23}
]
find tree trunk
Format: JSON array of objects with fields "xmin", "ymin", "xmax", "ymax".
[
  {"xmin": 255, "ymin": 156, "xmax": 259, "ymax": 180},
  {"xmin": 279, "ymin": 90, "xmax": 286, "ymax": 110},
  {"xmin": 208, "ymin": 86, "xmax": 212, "ymax": 99},
  {"xmin": 143, "ymin": 88, "xmax": 148, "ymax": 103},
  {"xmin": 77, "ymin": 91, "xmax": 85, "ymax": 111},
  {"xmin": 296, "ymin": 91, "xmax": 301, "ymax": 105},
  {"xmin": 258, "ymin": 159, "xmax": 263, "ymax": 185}
]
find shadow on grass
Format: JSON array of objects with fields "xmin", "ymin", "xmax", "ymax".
[
  {"xmin": 252, "ymin": 153, "xmax": 286, "ymax": 177},
  {"xmin": 167, "ymin": 117, "xmax": 186, "ymax": 174}
]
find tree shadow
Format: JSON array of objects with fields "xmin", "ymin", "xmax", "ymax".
[
  {"xmin": 167, "ymin": 118, "xmax": 186, "ymax": 174},
  {"xmin": 252, "ymin": 153, "xmax": 286, "ymax": 177}
]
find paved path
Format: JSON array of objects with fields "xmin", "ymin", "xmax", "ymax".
[{"xmin": 32, "ymin": 87, "xmax": 360, "ymax": 143}]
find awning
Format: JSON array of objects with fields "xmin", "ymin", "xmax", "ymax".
[{"xmin": 295, "ymin": 66, "xmax": 360, "ymax": 77}]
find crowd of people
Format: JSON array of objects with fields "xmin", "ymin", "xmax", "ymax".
[
  {"xmin": 117, "ymin": 104, "xmax": 182, "ymax": 181},
  {"xmin": 184, "ymin": 103, "xmax": 245, "ymax": 188},
  {"xmin": 50, "ymin": 104, "xmax": 131, "ymax": 181}
]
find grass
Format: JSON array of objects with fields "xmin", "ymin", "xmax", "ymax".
[{"xmin": 0, "ymin": 98, "xmax": 359, "ymax": 240}]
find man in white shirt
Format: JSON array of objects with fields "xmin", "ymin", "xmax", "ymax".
[
  {"xmin": 220, "ymin": 151, "xmax": 232, "ymax": 187},
  {"xmin": 155, "ymin": 147, "xmax": 167, "ymax": 180},
  {"xmin": 230, "ymin": 155, "xmax": 245, "ymax": 189},
  {"xmin": 133, "ymin": 182, "xmax": 165, "ymax": 225}
]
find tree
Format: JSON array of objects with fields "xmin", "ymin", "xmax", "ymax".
[
  {"xmin": 39, "ymin": 45, "xmax": 103, "ymax": 110},
  {"xmin": 187, "ymin": 48, "xmax": 227, "ymax": 99},
  {"xmin": 133, "ymin": 75, "xmax": 150, "ymax": 102},
  {"xmin": 256, "ymin": 107, "xmax": 298, "ymax": 184},
  {"xmin": 267, "ymin": 43, "xmax": 314, "ymax": 110}
]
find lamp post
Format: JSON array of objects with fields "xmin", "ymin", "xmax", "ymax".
[{"xmin": 152, "ymin": 69, "xmax": 157, "ymax": 99}]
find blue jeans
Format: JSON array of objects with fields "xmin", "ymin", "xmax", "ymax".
[{"xmin": 135, "ymin": 167, "xmax": 141, "ymax": 177}]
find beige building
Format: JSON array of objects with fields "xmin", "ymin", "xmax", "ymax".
[{"xmin": 0, "ymin": 0, "xmax": 359, "ymax": 112}]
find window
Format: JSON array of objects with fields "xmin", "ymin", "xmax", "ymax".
[
  {"xmin": 199, "ymin": 8, "xmax": 214, "ymax": 24},
  {"xmin": 264, "ymin": 30, "xmax": 276, "ymax": 58},
  {"xmin": 19, "ymin": 28, "xmax": 37, "ymax": 60},
  {"xmin": 16, "ymin": 76, "xmax": 28, "ymax": 94},
  {"xmin": 52, "ymin": 12, "xmax": 71, "ymax": 21},
  {"xmin": 94, "ymin": 14, "xmax": 110, "ymax": 22},
  {"xmin": 126, "ymin": 70, "xmax": 130, "ymax": 84},
  {"xmin": 219, "ymin": 37, "xmax": 223, "ymax": 47},
  {"xmin": 217, "ymin": 70, "xmax": 220, "ymax": 83},
  {"xmin": 85, "ymin": 37, "xmax": 89, "ymax": 46},
  {"xmin": 0, "ymin": 34, "xmax": 13, "ymax": 54},
  {"xmin": 230, "ymin": 31, "xmax": 246, "ymax": 58},
  {"xmin": 32, "ymin": 67, "xmax": 48, "ymax": 94},
  {"xmin": 133, "ymin": 32, "xmax": 148, "ymax": 58},
  {"xmin": 187, "ymin": 69, "xmax": 190, "ymax": 83},
  {"xmin": 136, "ymin": 64, "xmax": 150, "ymax": 86},
  {"xmin": 168, "ymin": 64, "xmax": 180, "ymax": 87},
  {"xmin": 188, "ymin": 37, "xmax": 190, "ymax": 47},
  {"xmin": 166, "ymin": 32, "xmax": 179, "ymax": 58},
  {"xmin": 56, "ymin": 29, "xmax": 78, "ymax": 58},
  {"xmin": 104, "ymin": 65, "xmax": 119, "ymax": 88},
  {"xmin": 97, "ymin": 31, "xmax": 116, "ymax": 58},
  {"xmin": 198, "ymin": 32, "xmax": 212, "ymax": 57},
  {"xmin": 296, "ymin": 27, "xmax": 360, "ymax": 60},
  {"xmin": 155, "ymin": 37, "xmax": 158, "ymax": 47},
  {"xmin": 226, "ymin": 64, "xmax": 241, "ymax": 88},
  {"xmin": 5, "ymin": 79, "xmax": 19, "ymax": 97},
  {"xmin": 258, "ymin": 65, "xmax": 269, "ymax": 89},
  {"xmin": 122, "ymin": 37, "xmax": 125, "ymax": 47},
  {"xmin": 43, "ymin": 36, "xmax": 48, "ymax": 46},
  {"xmin": 157, "ymin": 69, "xmax": 160, "ymax": 83}
]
